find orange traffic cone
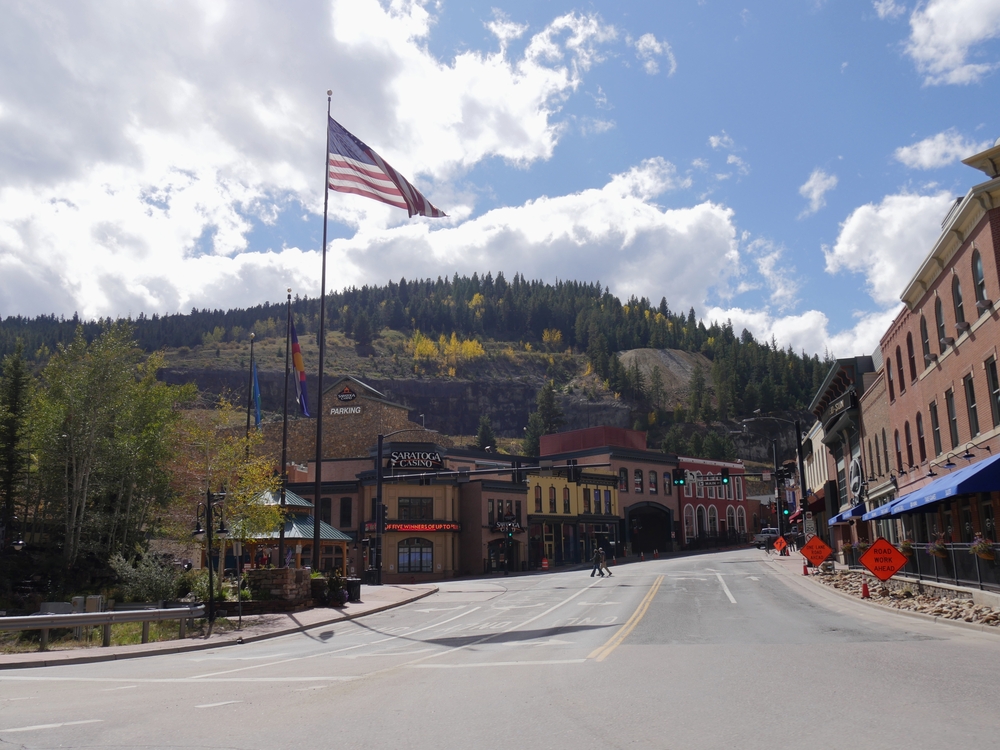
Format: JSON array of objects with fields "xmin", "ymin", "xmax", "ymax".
[
  {"xmin": 802, "ymin": 562, "xmax": 809, "ymax": 576},
  {"xmin": 541, "ymin": 557, "xmax": 549, "ymax": 570},
  {"xmin": 861, "ymin": 580, "xmax": 870, "ymax": 598},
  {"xmin": 640, "ymin": 552, "xmax": 644, "ymax": 561}
]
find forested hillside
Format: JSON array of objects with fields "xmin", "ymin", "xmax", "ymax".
[{"xmin": 0, "ymin": 273, "xmax": 832, "ymax": 419}]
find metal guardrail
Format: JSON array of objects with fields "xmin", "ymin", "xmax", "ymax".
[{"xmin": 0, "ymin": 605, "xmax": 206, "ymax": 651}]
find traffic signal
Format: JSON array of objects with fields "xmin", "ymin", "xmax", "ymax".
[
  {"xmin": 672, "ymin": 468, "xmax": 686, "ymax": 486},
  {"xmin": 721, "ymin": 467, "xmax": 730, "ymax": 485},
  {"xmin": 511, "ymin": 460, "xmax": 524, "ymax": 484},
  {"xmin": 782, "ymin": 506, "xmax": 790, "ymax": 517},
  {"xmin": 507, "ymin": 529, "xmax": 514, "ymax": 539}
]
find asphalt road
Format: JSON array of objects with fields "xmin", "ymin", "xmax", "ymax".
[{"xmin": 1, "ymin": 548, "xmax": 998, "ymax": 749}]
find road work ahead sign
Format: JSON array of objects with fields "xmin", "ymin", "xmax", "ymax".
[{"xmin": 859, "ymin": 537, "xmax": 908, "ymax": 582}]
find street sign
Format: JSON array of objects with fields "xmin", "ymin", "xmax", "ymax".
[
  {"xmin": 773, "ymin": 536, "xmax": 788, "ymax": 553},
  {"xmin": 800, "ymin": 536, "xmax": 832, "ymax": 566},
  {"xmin": 804, "ymin": 519, "xmax": 817, "ymax": 537},
  {"xmin": 859, "ymin": 537, "xmax": 908, "ymax": 582},
  {"xmin": 762, "ymin": 471, "xmax": 771, "ymax": 481},
  {"xmin": 805, "ymin": 511, "xmax": 813, "ymax": 520},
  {"xmin": 699, "ymin": 478, "xmax": 724, "ymax": 487}
]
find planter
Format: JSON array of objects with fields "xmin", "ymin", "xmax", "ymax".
[
  {"xmin": 929, "ymin": 549, "xmax": 948, "ymax": 559},
  {"xmin": 975, "ymin": 551, "xmax": 995, "ymax": 561}
]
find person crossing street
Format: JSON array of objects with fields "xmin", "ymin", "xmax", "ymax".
[
  {"xmin": 591, "ymin": 546, "xmax": 604, "ymax": 577},
  {"xmin": 599, "ymin": 547, "xmax": 612, "ymax": 577}
]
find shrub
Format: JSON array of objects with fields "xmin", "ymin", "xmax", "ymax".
[{"xmin": 109, "ymin": 553, "xmax": 178, "ymax": 603}]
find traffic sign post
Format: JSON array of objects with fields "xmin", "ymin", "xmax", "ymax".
[
  {"xmin": 859, "ymin": 537, "xmax": 908, "ymax": 582},
  {"xmin": 773, "ymin": 536, "xmax": 788, "ymax": 554}
]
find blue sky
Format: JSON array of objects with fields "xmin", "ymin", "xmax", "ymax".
[{"xmin": 1, "ymin": 0, "xmax": 999, "ymax": 356}]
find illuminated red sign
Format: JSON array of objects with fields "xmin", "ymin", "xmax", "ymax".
[{"xmin": 365, "ymin": 521, "xmax": 461, "ymax": 533}]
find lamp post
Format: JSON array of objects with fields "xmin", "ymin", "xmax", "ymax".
[
  {"xmin": 193, "ymin": 490, "xmax": 228, "ymax": 632},
  {"xmin": 374, "ymin": 426, "xmax": 437, "ymax": 585}
]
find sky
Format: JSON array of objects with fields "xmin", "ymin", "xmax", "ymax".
[{"xmin": 1, "ymin": 0, "xmax": 1000, "ymax": 358}]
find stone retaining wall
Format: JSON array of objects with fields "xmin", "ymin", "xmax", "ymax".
[{"xmin": 246, "ymin": 568, "xmax": 312, "ymax": 602}]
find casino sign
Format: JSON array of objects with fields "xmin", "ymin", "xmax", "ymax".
[{"xmin": 390, "ymin": 450, "xmax": 443, "ymax": 470}]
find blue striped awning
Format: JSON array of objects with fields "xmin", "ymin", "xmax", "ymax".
[
  {"xmin": 891, "ymin": 453, "xmax": 1000, "ymax": 515},
  {"xmin": 861, "ymin": 501, "xmax": 895, "ymax": 522},
  {"xmin": 828, "ymin": 503, "xmax": 866, "ymax": 526}
]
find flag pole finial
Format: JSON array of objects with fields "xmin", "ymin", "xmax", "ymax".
[{"xmin": 326, "ymin": 89, "xmax": 332, "ymax": 96}]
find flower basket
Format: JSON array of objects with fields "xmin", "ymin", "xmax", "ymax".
[
  {"xmin": 927, "ymin": 533, "xmax": 948, "ymax": 559},
  {"xmin": 969, "ymin": 534, "xmax": 995, "ymax": 561},
  {"xmin": 899, "ymin": 540, "xmax": 915, "ymax": 557}
]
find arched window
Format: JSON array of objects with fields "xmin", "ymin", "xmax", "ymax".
[
  {"xmin": 874, "ymin": 433, "xmax": 882, "ymax": 476},
  {"xmin": 953, "ymin": 275, "xmax": 966, "ymax": 326},
  {"xmin": 973, "ymin": 250, "xmax": 988, "ymax": 313},
  {"xmin": 920, "ymin": 316, "xmax": 931, "ymax": 363},
  {"xmin": 684, "ymin": 505, "xmax": 695, "ymax": 541},
  {"xmin": 707, "ymin": 472, "xmax": 716, "ymax": 499},
  {"xmin": 737, "ymin": 506, "xmax": 747, "ymax": 534},
  {"xmin": 548, "ymin": 486, "xmax": 556, "ymax": 513},
  {"xmin": 398, "ymin": 538, "xmax": 432, "ymax": 573},
  {"xmin": 906, "ymin": 333, "xmax": 917, "ymax": 381},
  {"xmin": 735, "ymin": 476, "xmax": 743, "ymax": 501},
  {"xmin": 634, "ymin": 469, "xmax": 643, "ymax": 493},
  {"xmin": 886, "ymin": 359, "xmax": 895, "ymax": 400},
  {"xmin": 895, "ymin": 347, "xmax": 906, "ymax": 393},
  {"xmin": 935, "ymin": 297, "xmax": 947, "ymax": 352},
  {"xmin": 583, "ymin": 489, "xmax": 591, "ymax": 514},
  {"xmin": 534, "ymin": 485, "xmax": 542, "ymax": 512},
  {"xmin": 882, "ymin": 428, "xmax": 890, "ymax": 473},
  {"xmin": 868, "ymin": 440, "xmax": 875, "ymax": 479},
  {"xmin": 562, "ymin": 486, "xmax": 571, "ymax": 514},
  {"xmin": 708, "ymin": 506, "xmax": 719, "ymax": 535},
  {"xmin": 727, "ymin": 506, "xmax": 736, "ymax": 532},
  {"xmin": 649, "ymin": 470, "xmax": 658, "ymax": 494},
  {"xmin": 618, "ymin": 468, "xmax": 628, "ymax": 492},
  {"xmin": 916, "ymin": 412, "xmax": 927, "ymax": 463},
  {"xmin": 904, "ymin": 422, "xmax": 914, "ymax": 467},
  {"xmin": 696, "ymin": 505, "xmax": 707, "ymax": 535},
  {"xmin": 695, "ymin": 471, "xmax": 704, "ymax": 498},
  {"xmin": 894, "ymin": 430, "xmax": 903, "ymax": 472}
]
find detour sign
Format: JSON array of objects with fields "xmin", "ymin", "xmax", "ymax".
[
  {"xmin": 800, "ymin": 535, "xmax": 832, "ymax": 567},
  {"xmin": 859, "ymin": 537, "xmax": 908, "ymax": 582}
]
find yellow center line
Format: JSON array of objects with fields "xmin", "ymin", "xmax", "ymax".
[{"xmin": 588, "ymin": 575, "xmax": 663, "ymax": 662}]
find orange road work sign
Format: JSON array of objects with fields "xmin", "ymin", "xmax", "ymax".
[
  {"xmin": 859, "ymin": 537, "xmax": 908, "ymax": 582},
  {"xmin": 800, "ymin": 536, "xmax": 832, "ymax": 566},
  {"xmin": 773, "ymin": 536, "xmax": 787, "ymax": 553}
]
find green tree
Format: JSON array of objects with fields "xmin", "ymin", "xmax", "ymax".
[
  {"xmin": 475, "ymin": 414, "xmax": 497, "ymax": 452},
  {"xmin": 521, "ymin": 411, "xmax": 545, "ymax": 457},
  {"xmin": 648, "ymin": 366, "xmax": 664, "ymax": 409},
  {"xmin": 688, "ymin": 363, "xmax": 706, "ymax": 419},
  {"xmin": 536, "ymin": 381, "xmax": 565, "ymax": 434},
  {"xmin": 0, "ymin": 341, "xmax": 31, "ymax": 548}
]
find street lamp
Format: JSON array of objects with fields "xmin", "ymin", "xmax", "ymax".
[
  {"xmin": 374, "ymin": 426, "xmax": 437, "ymax": 585},
  {"xmin": 193, "ymin": 490, "xmax": 228, "ymax": 631}
]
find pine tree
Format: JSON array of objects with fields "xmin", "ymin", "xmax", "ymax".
[
  {"xmin": 0, "ymin": 341, "xmax": 31, "ymax": 548},
  {"xmin": 476, "ymin": 414, "xmax": 497, "ymax": 451}
]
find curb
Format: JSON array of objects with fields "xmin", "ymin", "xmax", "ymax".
[
  {"xmin": 0, "ymin": 586, "xmax": 437, "ymax": 671},
  {"xmin": 766, "ymin": 557, "xmax": 1000, "ymax": 637}
]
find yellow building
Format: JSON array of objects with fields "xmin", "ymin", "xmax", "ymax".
[{"xmin": 527, "ymin": 469, "xmax": 619, "ymax": 567}]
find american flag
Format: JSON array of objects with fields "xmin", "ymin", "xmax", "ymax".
[{"xmin": 327, "ymin": 116, "xmax": 446, "ymax": 218}]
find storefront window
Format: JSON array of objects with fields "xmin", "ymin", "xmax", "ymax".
[
  {"xmin": 649, "ymin": 471, "xmax": 657, "ymax": 494},
  {"xmin": 737, "ymin": 506, "xmax": 746, "ymax": 533},
  {"xmin": 397, "ymin": 537, "xmax": 432, "ymax": 573},
  {"xmin": 708, "ymin": 506, "xmax": 718, "ymax": 534},
  {"xmin": 340, "ymin": 497, "xmax": 352, "ymax": 528},
  {"xmin": 398, "ymin": 497, "xmax": 433, "ymax": 520}
]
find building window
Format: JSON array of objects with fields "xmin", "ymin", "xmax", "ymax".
[
  {"xmin": 953, "ymin": 276, "xmax": 966, "ymax": 327},
  {"xmin": 868, "ymin": 440, "xmax": 875, "ymax": 478},
  {"xmin": 929, "ymin": 401, "xmax": 942, "ymax": 457},
  {"xmin": 583, "ymin": 489, "xmax": 592, "ymax": 514},
  {"xmin": 708, "ymin": 506, "xmax": 718, "ymax": 535},
  {"xmin": 894, "ymin": 430, "xmax": 903, "ymax": 472},
  {"xmin": 735, "ymin": 476, "xmax": 743, "ymax": 501},
  {"xmin": 634, "ymin": 469, "xmax": 643, "ymax": 493},
  {"xmin": 685, "ymin": 474, "xmax": 692, "ymax": 497},
  {"xmin": 916, "ymin": 412, "xmax": 927, "ymax": 463},
  {"xmin": 319, "ymin": 497, "xmax": 332, "ymax": 525},
  {"xmin": 604, "ymin": 489, "xmax": 612, "ymax": 514},
  {"xmin": 397, "ymin": 537, "xmax": 432, "ymax": 574},
  {"xmin": 973, "ymin": 250, "xmax": 988, "ymax": 313},
  {"xmin": 881, "ymin": 428, "xmax": 890, "ymax": 472},
  {"xmin": 548, "ymin": 486, "xmax": 557, "ymax": 514},
  {"xmin": 684, "ymin": 505, "xmax": 695, "ymax": 541},
  {"xmin": 399, "ymin": 497, "xmax": 433, "ymax": 520},
  {"xmin": 737, "ymin": 506, "xmax": 747, "ymax": 533},
  {"xmin": 515, "ymin": 500, "xmax": 522, "ymax": 525},
  {"xmin": 695, "ymin": 471, "xmax": 704, "ymax": 498},
  {"xmin": 920, "ymin": 316, "xmax": 931, "ymax": 363},
  {"xmin": 649, "ymin": 470, "xmax": 658, "ymax": 494},
  {"xmin": 904, "ymin": 421, "xmax": 914, "ymax": 468},
  {"xmin": 618, "ymin": 468, "xmax": 628, "ymax": 492},
  {"xmin": 945, "ymin": 388, "xmax": 959, "ymax": 448},
  {"xmin": 986, "ymin": 357, "xmax": 1000, "ymax": 429},
  {"xmin": 563, "ymin": 486, "xmax": 571, "ymax": 514},
  {"xmin": 964, "ymin": 374, "xmax": 980, "ymax": 437},
  {"xmin": 895, "ymin": 347, "xmax": 906, "ymax": 394},
  {"xmin": 886, "ymin": 359, "xmax": 895, "ymax": 401},
  {"xmin": 340, "ymin": 497, "xmax": 352, "ymax": 528},
  {"xmin": 488, "ymin": 499, "xmax": 495, "ymax": 526},
  {"xmin": 707, "ymin": 473, "xmax": 716, "ymax": 499},
  {"xmin": 936, "ymin": 297, "xmax": 947, "ymax": 353},
  {"xmin": 874, "ymin": 434, "xmax": 882, "ymax": 476},
  {"xmin": 726, "ymin": 506, "xmax": 736, "ymax": 532},
  {"xmin": 726, "ymin": 479, "xmax": 733, "ymax": 500},
  {"xmin": 534, "ymin": 485, "xmax": 542, "ymax": 513},
  {"xmin": 906, "ymin": 334, "xmax": 917, "ymax": 381}
]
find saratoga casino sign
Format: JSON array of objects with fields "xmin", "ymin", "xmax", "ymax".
[{"xmin": 390, "ymin": 450, "xmax": 444, "ymax": 470}]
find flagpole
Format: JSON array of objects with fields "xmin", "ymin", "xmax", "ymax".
[
  {"xmin": 245, "ymin": 332, "xmax": 255, "ymax": 459},
  {"xmin": 312, "ymin": 91, "xmax": 332, "ymax": 572},
  {"xmin": 279, "ymin": 288, "xmax": 292, "ymax": 568}
]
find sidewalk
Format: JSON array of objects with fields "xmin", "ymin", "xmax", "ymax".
[{"xmin": 0, "ymin": 584, "xmax": 436, "ymax": 670}]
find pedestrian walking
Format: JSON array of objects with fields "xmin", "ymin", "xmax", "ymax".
[
  {"xmin": 600, "ymin": 548, "xmax": 612, "ymax": 577},
  {"xmin": 591, "ymin": 546, "xmax": 604, "ymax": 577}
]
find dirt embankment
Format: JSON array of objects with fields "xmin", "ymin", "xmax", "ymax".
[{"xmin": 617, "ymin": 348, "xmax": 714, "ymax": 408}]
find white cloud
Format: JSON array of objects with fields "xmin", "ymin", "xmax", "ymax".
[
  {"xmin": 894, "ymin": 128, "xmax": 992, "ymax": 168},
  {"xmin": 798, "ymin": 168, "xmax": 838, "ymax": 217},
  {"xmin": 727, "ymin": 154, "xmax": 750, "ymax": 176},
  {"xmin": 823, "ymin": 190, "xmax": 956, "ymax": 307},
  {"xmin": 487, "ymin": 10, "xmax": 529, "ymax": 48},
  {"xmin": 631, "ymin": 33, "xmax": 677, "ymax": 76},
  {"xmin": 873, "ymin": 0, "xmax": 907, "ymax": 20},
  {"xmin": 746, "ymin": 239, "xmax": 798, "ymax": 310},
  {"xmin": 708, "ymin": 132, "xmax": 735, "ymax": 150},
  {"xmin": 905, "ymin": 0, "xmax": 1000, "ymax": 85},
  {"xmin": 324, "ymin": 159, "xmax": 736, "ymax": 316}
]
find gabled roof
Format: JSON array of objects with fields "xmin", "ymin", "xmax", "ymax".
[
  {"xmin": 255, "ymin": 515, "xmax": 352, "ymax": 542},
  {"xmin": 256, "ymin": 488, "xmax": 313, "ymax": 508}
]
